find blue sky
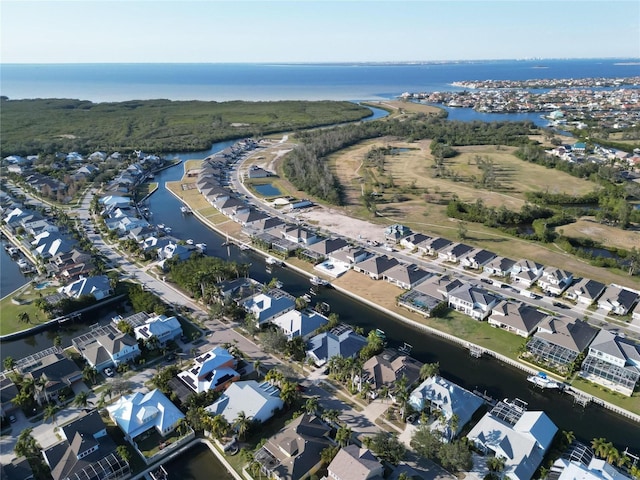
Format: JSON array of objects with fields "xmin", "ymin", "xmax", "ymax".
[{"xmin": 1, "ymin": 1, "xmax": 638, "ymax": 63}]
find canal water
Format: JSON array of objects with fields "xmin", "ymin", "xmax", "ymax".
[{"xmin": 163, "ymin": 443, "xmax": 234, "ymax": 480}]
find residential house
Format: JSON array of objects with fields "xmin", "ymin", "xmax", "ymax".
[
  {"xmin": 251, "ymin": 216, "xmax": 285, "ymax": 233},
  {"xmin": 99, "ymin": 195, "xmax": 132, "ymax": 209},
  {"xmin": 157, "ymin": 241, "xmax": 196, "ymax": 263},
  {"xmin": 565, "ymin": 278, "xmax": 606, "ymax": 306},
  {"xmin": 59, "ymin": 275, "xmax": 113, "ymax": 301},
  {"xmin": 357, "ymin": 349, "xmax": 422, "ymax": 395},
  {"xmin": 1, "ymin": 457, "xmax": 34, "ymax": 480},
  {"xmin": 580, "ymin": 330, "xmax": 640, "ymax": 397},
  {"xmin": 281, "ymin": 226, "xmax": 319, "ymax": 246},
  {"xmin": 384, "ymin": 224, "xmax": 411, "ymax": 242},
  {"xmin": 271, "ymin": 309, "xmax": 329, "ymax": 340},
  {"xmin": 511, "ymin": 260, "xmax": 545, "ymax": 287},
  {"xmin": 526, "ymin": 318, "xmax": 598, "ymax": 372},
  {"xmin": 409, "ymin": 375, "xmax": 484, "ymax": 437},
  {"xmin": 234, "ymin": 208, "xmax": 269, "ymax": 227},
  {"xmin": 417, "ymin": 237, "xmax": 452, "ymax": 257},
  {"xmin": 552, "ymin": 453, "xmax": 634, "ymax": 480},
  {"xmin": 396, "ymin": 274, "xmax": 464, "ymax": 317},
  {"xmin": 47, "ymin": 249, "xmax": 95, "ymax": 281},
  {"xmin": 460, "ymin": 248, "xmax": 497, "ymax": 270},
  {"xmin": 73, "ymin": 324, "xmax": 141, "ymax": 371},
  {"xmin": 329, "ymin": 246, "xmax": 369, "ymax": 267},
  {"xmin": 22, "ymin": 218, "xmax": 58, "ymax": 237},
  {"xmin": 307, "ymin": 325, "xmax": 368, "ymax": 366},
  {"xmin": 0, "ymin": 376, "xmax": 19, "ymax": 417},
  {"xmin": 467, "ymin": 399, "xmax": 558, "ymax": 480},
  {"xmin": 178, "ymin": 346, "xmax": 239, "ymax": 393},
  {"xmin": 243, "ymin": 289, "xmax": 296, "ymax": 327},
  {"xmin": 42, "ymin": 410, "xmax": 129, "ymax": 480},
  {"xmin": 448, "ymin": 283, "xmax": 498, "ymax": 321},
  {"xmin": 308, "ymin": 237, "xmax": 348, "ymax": 257},
  {"xmin": 383, "ymin": 263, "xmax": 431, "ymax": 290},
  {"xmin": 537, "ymin": 268, "xmax": 574, "ymax": 296},
  {"xmin": 247, "ymin": 166, "xmax": 272, "ymax": 178},
  {"xmin": 206, "ymin": 380, "xmax": 284, "ymax": 424},
  {"xmin": 438, "ymin": 243, "xmax": 474, "ymax": 263},
  {"xmin": 31, "ymin": 231, "xmax": 75, "ymax": 259},
  {"xmin": 254, "ymin": 414, "xmax": 332, "ymax": 480},
  {"xmin": 24, "ymin": 352, "xmax": 83, "ymax": 405},
  {"xmin": 326, "ymin": 445, "xmax": 384, "ymax": 480},
  {"xmin": 353, "ymin": 255, "xmax": 399, "ymax": 280},
  {"xmin": 489, "ymin": 301, "xmax": 549, "ymax": 338},
  {"xmin": 483, "ymin": 256, "xmax": 516, "ymax": 277},
  {"xmin": 597, "ymin": 285, "xmax": 640, "ymax": 315},
  {"xmin": 134, "ymin": 314, "xmax": 183, "ymax": 346},
  {"xmin": 400, "ymin": 233, "xmax": 431, "ymax": 251},
  {"xmin": 107, "ymin": 389, "xmax": 185, "ymax": 442}
]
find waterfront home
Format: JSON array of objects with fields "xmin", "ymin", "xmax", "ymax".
[
  {"xmin": 280, "ymin": 225, "xmax": 319, "ymax": 246},
  {"xmin": 537, "ymin": 268, "xmax": 574, "ymax": 296},
  {"xmin": 417, "ymin": 236, "xmax": 452, "ymax": 257},
  {"xmin": 31, "ymin": 231, "xmax": 75, "ymax": 259},
  {"xmin": 328, "ymin": 246, "xmax": 370, "ymax": 266},
  {"xmin": 483, "ymin": 256, "xmax": 516, "ymax": 278},
  {"xmin": 326, "ymin": 445, "xmax": 384, "ymax": 480},
  {"xmin": 25, "ymin": 352, "xmax": 83, "ymax": 405},
  {"xmin": 205, "ymin": 380, "xmax": 284, "ymax": 424},
  {"xmin": 22, "ymin": 218, "xmax": 59, "ymax": 237},
  {"xmin": 0, "ymin": 376, "xmax": 19, "ymax": 417},
  {"xmin": 234, "ymin": 208, "xmax": 269, "ymax": 227},
  {"xmin": 308, "ymin": 237, "xmax": 349, "ymax": 257},
  {"xmin": 488, "ymin": 301, "xmax": 550, "ymax": 338},
  {"xmin": 254, "ymin": 413, "xmax": 332, "ymax": 480},
  {"xmin": 438, "ymin": 242, "xmax": 474, "ymax": 264},
  {"xmin": 510, "ymin": 259, "xmax": 545, "ymax": 287},
  {"xmin": 400, "ymin": 232, "xmax": 431, "ymax": 251},
  {"xmin": 356, "ymin": 349, "xmax": 422, "ymax": 396},
  {"xmin": 353, "ymin": 254, "xmax": 399, "ymax": 280},
  {"xmin": 157, "ymin": 240, "xmax": 196, "ymax": 263},
  {"xmin": 42, "ymin": 410, "xmax": 129, "ymax": 480},
  {"xmin": 99, "ymin": 195, "xmax": 132, "ymax": 209},
  {"xmin": 526, "ymin": 318, "xmax": 598, "ymax": 372},
  {"xmin": 59, "ymin": 275, "xmax": 113, "ymax": 301},
  {"xmin": 250, "ymin": 215, "xmax": 285, "ymax": 233},
  {"xmin": 597, "ymin": 285, "xmax": 640, "ymax": 315},
  {"xmin": 447, "ymin": 283, "xmax": 498, "ymax": 321},
  {"xmin": 397, "ymin": 274, "xmax": 464, "ymax": 317},
  {"xmin": 72, "ymin": 324, "xmax": 141, "ymax": 371},
  {"xmin": 1, "ymin": 457, "xmax": 34, "ymax": 480},
  {"xmin": 177, "ymin": 346, "xmax": 239, "ymax": 393},
  {"xmin": 565, "ymin": 278, "xmax": 606, "ymax": 306},
  {"xmin": 243, "ymin": 288, "xmax": 296, "ymax": 327},
  {"xmin": 134, "ymin": 314, "xmax": 183, "ymax": 346},
  {"xmin": 47, "ymin": 248, "xmax": 95, "ymax": 281},
  {"xmin": 306, "ymin": 324, "xmax": 368, "ymax": 366},
  {"xmin": 552, "ymin": 449, "xmax": 634, "ymax": 480},
  {"xmin": 467, "ymin": 399, "xmax": 558, "ymax": 480},
  {"xmin": 409, "ymin": 375, "xmax": 484, "ymax": 437},
  {"xmin": 270, "ymin": 309, "xmax": 329, "ymax": 340},
  {"xmin": 580, "ymin": 330, "xmax": 640, "ymax": 397},
  {"xmin": 107, "ymin": 389, "xmax": 185, "ymax": 443},
  {"xmin": 383, "ymin": 263, "xmax": 431, "ymax": 290},
  {"xmin": 460, "ymin": 248, "xmax": 497, "ymax": 270}
]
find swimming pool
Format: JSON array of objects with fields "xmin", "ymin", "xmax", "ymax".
[{"xmin": 34, "ymin": 281, "xmax": 52, "ymax": 290}]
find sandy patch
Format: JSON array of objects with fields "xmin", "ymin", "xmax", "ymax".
[{"xmin": 293, "ymin": 207, "xmax": 387, "ymax": 244}]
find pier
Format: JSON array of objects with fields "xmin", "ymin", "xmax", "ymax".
[{"xmin": 469, "ymin": 344, "xmax": 484, "ymax": 358}]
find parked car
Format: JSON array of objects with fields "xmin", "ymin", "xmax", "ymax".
[{"xmin": 9, "ymin": 414, "xmax": 16, "ymax": 423}]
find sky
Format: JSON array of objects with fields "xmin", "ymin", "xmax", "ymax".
[{"xmin": 1, "ymin": 0, "xmax": 639, "ymax": 64}]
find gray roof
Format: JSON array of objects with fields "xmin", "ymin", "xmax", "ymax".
[
  {"xmin": 307, "ymin": 326, "xmax": 367, "ymax": 363},
  {"xmin": 422, "ymin": 237, "xmax": 452, "ymax": 252},
  {"xmin": 413, "ymin": 275, "xmax": 464, "ymax": 299},
  {"xmin": 599, "ymin": 285, "xmax": 639, "ymax": 310},
  {"xmin": 443, "ymin": 242, "xmax": 474, "ymax": 258},
  {"xmin": 570, "ymin": 278, "xmax": 606, "ymax": 300},
  {"xmin": 535, "ymin": 318, "xmax": 598, "ymax": 353},
  {"xmin": 355, "ymin": 255, "xmax": 399, "ymax": 276},
  {"xmin": 588, "ymin": 330, "xmax": 640, "ymax": 365},
  {"xmin": 449, "ymin": 283, "xmax": 497, "ymax": 308},
  {"xmin": 308, "ymin": 237, "xmax": 348, "ymax": 255},
  {"xmin": 485, "ymin": 256, "xmax": 516, "ymax": 272},
  {"xmin": 490, "ymin": 301, "xmax": 548, "ymax": 335},
  {"xmin": 383, "ymin": 263, "xmax": 431, "ymax": 287},
  {"xmin": 328, "ymin": 445, "xmax": 383, "ymax": 480}
]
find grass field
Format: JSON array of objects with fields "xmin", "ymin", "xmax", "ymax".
[
  {"xmin": 0, "ymin": 282, "xmax": 61, "ymax": 335},
  {"xmin": 557, "ymin": 218, "xmax": 640, "ymax": 251}
]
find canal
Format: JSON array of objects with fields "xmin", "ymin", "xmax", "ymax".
[{"xmin": 163, "ymin": 443, "xmax": 234, "ymax": 480}]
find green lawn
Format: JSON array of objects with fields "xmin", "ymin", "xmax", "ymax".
[
  {"xmin": 570, "ymin": 376, "xmax": 640, "ymax": 415},
  {"xmin": 0, "ymin": 282, "xmax": 60, "ymax": 336}
]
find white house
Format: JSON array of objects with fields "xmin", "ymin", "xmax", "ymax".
[
  {"xmin": 134, "ymin": 314, "xmax": 183, "ymax": 346},
  {"xmin": 59, "ymin": 275, "xmax": 113, "ymax": 301},
  {"xmin": 205, "ymin": 380, "xmax": 284, "ymax": 424},
  {"xmin": 537, "ymin": 268, "xmax": 573, "ymax": 296},
  {"xmin": 243, "ymin": 289, "xmax": 296, "ymax": 327},
  {"xmin": 178, "ymin": 346, "xmax": 239, "ymax": 393},
  {"xmin": 597, "ymin": 285, "xmax": 639, "ymax": 315},
  {"xmin": 448, "ymin": 283, "xmax": 498, "ymax": 321},
  {"xmin": 270, "ymin": 309, "xmax": 328, "ymax": 340}
]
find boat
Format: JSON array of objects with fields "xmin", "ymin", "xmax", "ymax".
[
  {"xmin": 302, "ymin": 293, "xmax": 312, "ymax": 302},
  {"xmin": 157, "ymin": 224, "xmax": 165, "ymax": 230},
  {"xmin": 186, "ymin": 239, "xmax": 194, "ymax": 245},
  {"xmin": 17, "ymin": 258, "xmax": 28, "ymax": 268},
  {"xmin": 164, "ymin": 227, "xmax": 172, "ymax": 234},
  {"xmin": 310, "ymin": 276, "xmax": 329, "ymax": 287},
  {"xmin": 180, "ymin": 205, "xmax": 192, "ymax": 214},
  {"xmin": 196, "ymin": 243, "xmax": 207, "ymax": 252},
  {"xmin": 266, "ymin": 256, "xmax": 282, "ymax": 266},
  {"xmin": 527, "ymin": 372, "xmax": 563, "ymax": 390},
  {"xmin": 239, "ymin": 244, "xmax": 250, "ymax": 251},
  {"xmin": 398, "ymin": 342, "xmax": 413, "ymax": 354}
]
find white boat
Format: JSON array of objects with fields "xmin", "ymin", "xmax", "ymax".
[
  {"xmin": 180, "ymin": 206, "xmax": 192, "ymax": 214},
  {"xmin": 527, "ymin": 372, "xmax": 563, "ymax": 390},
  {"xmin": 164, "ymin": 227, "xmax": 172, "ymax": 233},
  {"xmin": 157, "ymin": 224, "xmax": 165, "ymax": 230},
  {"xmin": 17, "ymin": 258, "xmax": 28, "ymax": 268},
  {"xmin": 196, "ymin": 243, "xmax": 207, "ymax": 252},
  {"xmin": 186, "ymin": 239, "xmax": 194, "ymax": 245},
  {"xmin": 310, "ymin": 276, "xmax": 329, "ymax": 287},
  {"xmin": 266, "ymin": 256, "xmax": 282, "ymax": 266},
  {"xmin": 239, "ymin": 244, "xmax": 250, "ymax": 251}
]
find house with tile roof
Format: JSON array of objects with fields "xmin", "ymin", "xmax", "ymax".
[
  {"xmin": 307, "ymin": 325, "xmax": 368, "ymax": 366},
  {"xmin": 254, "ymin": 414, "xmax": 332, "ymax": 480},
  {"xmin": 511, "ymin": 260, "xmax": 545, "ymax": 287},
  {"xmin": 178, "ymin": 346, "xmax": 239, "ymax": 393},
  {"xmin": 467, "ymin": 399, "xmax": 558, "ymax": 480},
  {"xmin": 107, "ymin": 389, "xmax": 185, "ymax": 442},
  {"xmin": 417, "ymin": 237, "xmax": 452, "ymax": 257},
  {"xmin": 537, "ymin": 268, "xmax": 574, "ymax": 296},
  {"xmin": 483, "ymin": 256, "xmax": 516, "ymax": 278},
  {"xmin": 327, "ymin": 445, "xmax": 384, "ymax": 480},
  {"xmin": 243, "ymin": 288, "xmax": 296, "ymax": 327},
  {"xmin": 597, "ymin": 285, "xmax": 640, "ymax": 315},
  {"xmin": 448, "ymin": 283, "xmax": 498, "ymax": 320},
  {"xmin": 271, "ymin": 309, "xmax": 329, "ymax": 340},
  {"xmin": 565, "ymin": 278, "xmax": 606, "ymax": 305},
  {"xmin": 383, "ymin": 263, "xmax": 431, "ymax": 290},
  {"xmin": 461, "ymin": 248, "xmax": 497, "ymax": 270},
  {"xmin": 42, "ymin": 410, "xmax": 129, "ymax": 480},
  {"xmin": 438, "ymin": 242, "xmax": 474, "ymax": 263},
  {"xmin": 526, "ymin": 318, "xmax": 598, "ymax": 372},
  {"xmin": 206, "ymin": 380, "xmax": 284, "ymax": 424},
  {"xmin": 409, "ymin": 375, "xmax": 484, "ymax": 437},
  {"xmin": 489, "ymin": 301, "xmax": 550, "ymax": 338},
  {"xmin": 353, "ymin": 255, "xmax": 400, "ymax": 280},
  {"xmin": 357, "ymin": 349, "xmax": 422, "ymax": 395},
  {"xmin": 580, "ymin": 330, "xmax": 640, "ymax": 397},
  {"xmin": 134, "ymin": 314, "xmax": 183, "ymax": 346}
]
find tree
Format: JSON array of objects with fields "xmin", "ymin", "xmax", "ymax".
[
  {"xmin": 439, "ymin": 441, "xmax": 473, "ymax": 472},
  {"xmin": 457, "ymin": 220, "xmax": 468, "ymax": 240},
  {"xmin": 363, "ymin": 432, "xmax": 406, "ymax": 465},
  {"xmin": 43, "ymin": 404, "xmax": 58, "ymax": 425},
  {"xmin": 591, "ymin": 438, "xmax": 611, "ymax": 459},
  {"xmin": 73, "ymin": 391, "xmax": 90, "ymax": 409},
  {"xmin": 14, "ymin": 428, "xmax": 41, "ymax": 459},
  {"xmin": 335, "ymin": 426, "xmax": 352, "ymax": 447},
  {"xmin": 253, "ymin": 360, "xmax": 262, "ymax": 379},
  {"xmin": 279, "ymin": 381, "xmax": 299, "ymax": 408},
  {"xmin": 234, "ymin": 411, "xmax": 252, "ymax": 441},
  {"xmin": 379, "ymin": 385, "xmax": 390, "ymax": 402},
  {"xmin": 419, "ymin": 362, "xmax": 440, "ymax": 381},
  {"xmin": 304, "ymin": 397, "xmax": 319, "ymax": 415},
  {"xmin": 286, "ymin": 336, "xmax": 307, "ymax": 362},
  {"xmin": 3, "ymin": 356, "xmax": 16, "ymax": 372},
  {"xmin": 116, "ymin": 444, "xmax": 133, "ymax": 464},
  {"xmin": 411, "ymin": 425, "xmax": 441, "ymax": 459},
  {"xmin": 35, "ymin": 374, "xmax": 50, "ymax": 406},
  {"xmin": 265, "ymin": 369, "xmax": 285, "ymax": 387},
  {"xmin": 83, "ymin": 365, "xmax": 98, "ymax": 385},
  {"xmin": 18, "ymin": 312, "xmax": 30, "ymax": 324},
  {"xmin": 320, "ymin": 446, "xmax": 339, "ymax": 465},
  {"xmin": 208, "ymin": 414, "xmax": 230, "ymax": 439},
  {"xmin": 322, "ymin": 409, "xmax": 340, "ymax": 425},
  {"xmin": 53, "ymin": 334, "xmax": 62, "ymax": 348},
  {"xmin": 486, "ymin": 456, "xmax": 506, "ymax": 477}
]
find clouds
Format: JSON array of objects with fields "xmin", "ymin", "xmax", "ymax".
[{"xmin": 1, "ymin": 1, "xmax": 638, "ymax": 63}]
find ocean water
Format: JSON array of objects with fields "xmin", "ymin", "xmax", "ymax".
[{"xmin": 1, "ymin": 59, "xmax": 638, "ymax": 102}]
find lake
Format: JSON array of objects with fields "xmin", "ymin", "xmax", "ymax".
[{"xmin": 253, "ymin": 183, "xmax": 282, "ymax": 197}]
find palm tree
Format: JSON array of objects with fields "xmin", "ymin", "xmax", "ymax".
[
  {"xmin": 279, "ymin": 381, "xmax": 299, "ymax": 408},
  {"xmin": 18, "ymin": 312, "xmax": 30, "ymax": 324},
  {"xmin": 209, "ymin": 414, "xmax": 230, "ymax": 439},
  {"xmin": 3, "ymin": 356, "xmax": 16, "ymax": 372},
  {"xmin": 379, "ymin": 385, "xmax": 390, "ymax": 403},
  {"xmin": 43, "ymin": 404, "xmax": 58, "ymax": 425},
  {"xmin": 591, "ymin": 438, "xmax": 611, "ymax": 459},
  {"xmin": 35, "ymin": 374, "xmax": 50, "ymax": 405},
  {"xmin": 606, "ymin": 446, "xmax": 621, "ymax": 466},
  {"xmin": 304, "ymin": 397, "xmax": 319, "ymax": 415},
  {"xmin": 82, "ymin": 365, "xmax": 98, "ymax": 385},
  {"xmin": 322, "ymin": 409, "xmax": 340, "ymax": 425},
  {"xmin": 487, "ymin": 456, "xmax": 505, "ymax": 477},
  {"xmin": 419, "ymin": 362, "xmax": 440, "ymax": 381},
  {"xmin": 562, "ymin": 430, "xmax": 576, "ymax": 448},
  {"xmin": 14, "ymin": 428, "xmax": 41, "ymax": 459},
  {"xmin": 73, "ymin": 391, "xmax": 89, "ymax": 409},
  {"xmin": 116, "ymin": 445, "xmax": 132, "ymax": 464},
  {"xmin": 448, "ymin": 413, "xmax": 459, "ymax": 440},
  {"xmin": 335, "ymin": 426, "xmax": 352, "ymax": 447},
  {"xmin": 233, "ymin": 411, "xmax": 252, "ymax": 441}
]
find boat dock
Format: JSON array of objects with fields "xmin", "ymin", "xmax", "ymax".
[{"xmin": 469, "ymin": 344, "xmax": 484, "ymax": 358}]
